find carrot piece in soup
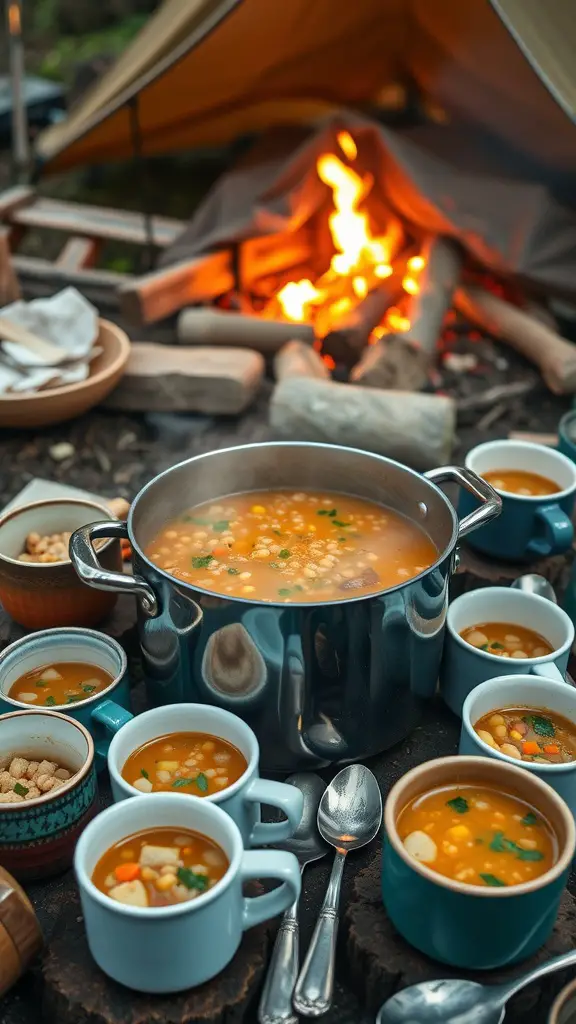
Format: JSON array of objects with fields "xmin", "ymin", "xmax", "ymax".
[
  {"xmin": 522, "ymin": 741, "xmax": 540, "ymax": 755},
  {"xmin": 114, "ymin": 862, "xmax": 141, "ymax": 883}
]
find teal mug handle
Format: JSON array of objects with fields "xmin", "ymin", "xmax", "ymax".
[
  {"xmin": 241, "ymin": 850, "xmax": 301, "ymax": 929},
  {"xmin": 531, "ymin": 662, "xmax": 567, "ymax": 683},
  {"xmin": 527, "ymin": 504, "xmax": 574, "ymax": 557},
  {"xmin": 245, "ymin": 778, "xmax": 304, "ymax": 846},
  {"xmin": 91, "ymin": 699, "xmax": 134, "ymax": 762}
]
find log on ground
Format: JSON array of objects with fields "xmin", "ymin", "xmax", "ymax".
[
  {"xmin": 177, "ymin": 308, "xmax": 314, "ymax": 354},
  {"xmin": 270, "ymin": 377, "xmax": 455, "ymax": 470},
  {"xmin": 274, "ymin": 340, "xmax": 330, "ymax": 381}
]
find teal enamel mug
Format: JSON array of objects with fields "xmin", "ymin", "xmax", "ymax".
[
  {"xmin": 0, "ymin": 629, "xmax": 133, "ymax": 771},
  {"xmin": 107, "ymin": 703, "xmax": 304, "ymax": 848},
  {"xmin": 74, "ymin": 792, "xmax": 301, "ymax": 992},
  {"xmin": 381, "ymin": 756, "xmax": 575, "ymax": 969}
]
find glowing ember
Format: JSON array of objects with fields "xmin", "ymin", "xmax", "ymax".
[
  {"xmin": 276, "ymin": 279, "xmax": 324, "ymax": 323},
  {"xmin": 337, "ymin": 131, "xmax": 358, "ymax": 161},
  {"xmin": 387, "ymin": 307, "xmax": 411, "ymax": 333},
  {"xmin": 402, "ymin": 276, "xmax": 420, "ymax": 296},
  {"xmin": 407, "ymin": 255, "xmax": 425, "ymax": 272}
]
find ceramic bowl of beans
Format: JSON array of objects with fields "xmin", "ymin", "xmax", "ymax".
[
  {"xmin": 0, "ymin": 709, "xmax": 98, "ymax": 880},
  {"xmin": 0, "ymin": 498, "xmax": 124, "ymax": 629}
]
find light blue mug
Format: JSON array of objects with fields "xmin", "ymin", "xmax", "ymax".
[
  {"xmin": 75, "ymin": 792, "xmax": 301, "ymax": 992},
  {"xmin": 440, "ymin": 587, "xmax": 574, "ymax": 716},
  {"xmin": 107, "ymin": 703, "xmax": 304, "ymax": 848},
  {"xmin": 0, "ymin": 628, "xmax": 133, "ymax": 770}
]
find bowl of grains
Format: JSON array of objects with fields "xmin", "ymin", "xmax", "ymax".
[
  {"xmin": 0, "ymin": 709, "xmax": 97, "ymax": 880},
  {"xmin": 0, "ymin": 498, "xmax": 124, "ymax": 629}
]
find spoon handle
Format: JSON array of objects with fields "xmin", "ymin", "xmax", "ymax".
[
  {"xmin": 497, "ymin": 948, "xmax": 576, "ymax": 1003},
  {"xmin": 258, "ymin": 897, "xmax": 300, "ymax": 1024},
  {"xmin": 293, "ymin": 850, "xmax": 346, "ymax": 1017}
]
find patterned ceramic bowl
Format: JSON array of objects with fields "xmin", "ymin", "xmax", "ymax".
[
  {"xmin": 0, "ymin": 710, "xmax": 98, "ymax": 880},
  {"xmin": 0, "ymin": 498, "xmax": 122, "ymax": 629}
]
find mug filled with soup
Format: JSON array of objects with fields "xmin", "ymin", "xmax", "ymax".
[
  {"xmin": 0, "ymin": 629, "xmax": 133, "ymax": 771},
  {"xmin": 107, "ymin": 703, "xmax": 304, "ymax": 848},
  {"xmin": 382, "ymin": 755, "xmax": 575, "ymax": 969},
  {"xmin": 460, "ymin": 439, "xmax": 576, "ymax": 561},
  {"xmin": 75, "ymin": 792, "xmax": 301, "ymax": 992},
  {"xmin": 441, "ymin": 586, "xmax": 573, "ymax": 716},
  {"xmin": 461, "ymin": 675, "xmax": 576, "ymax": 824}
]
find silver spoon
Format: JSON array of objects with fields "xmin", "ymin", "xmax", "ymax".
[
  {"xmin": 511, "ymin": 573, "xmax": 557, "ymax": 604},
  {"xmin": 376, "ymin": 949, "xmax": 576, "ymax": 1024},
  {"xmin": 293, "ymin": 764, "xmax": 382, "ymax": 1017},
  {"xmin": 258, "ymin": 773, "xmax": 329, "ymax": 1024}
]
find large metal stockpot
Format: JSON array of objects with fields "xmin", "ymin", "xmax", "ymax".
[{"xmin": 70, "ymin": 443, "xmax": 500, "ymax": 772}]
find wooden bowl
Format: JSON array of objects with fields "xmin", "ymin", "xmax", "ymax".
[
  {"xmin": 0, "ymin": 497, "xmax": 122, "ymax": 628},
  {"xmin": 0, "ymin": 319, "xmax": 130, "ymax": 428},
  {"xmin": 0, "ymin": 865, "xmax": 43, "ymax": 995}
]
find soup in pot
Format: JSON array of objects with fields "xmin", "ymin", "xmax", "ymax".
[
  {"xmin": 483, "ymin": 469, "xmax": 560, "ymax": 497},
  {"xmin": 397, "ymin": 783, "xmax": 557, "ymax": 887},
  {"xmin": 92, "ymin": 827, "xmax": 229, "ymax": 907},
  {"xmin": 8, "ymin": 662, "xmax": 113, "ymax": 708},
  {"xmin": 121, "ymin": 732, "xmax": 247, "ymax": 796},
  {"xmin": 145, "ymin": 490, "xmax": 437, "ymax": 602},
  {"xmin": 474, "ymin": 707, "xmax": 576, "ymax": 764},
  {"xmin": 459, "ymin": 622, "xmax": 554, "ymax": 660}
]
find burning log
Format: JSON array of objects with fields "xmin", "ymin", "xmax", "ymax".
[
  {"xmin": 270, "ymin": 377, "xmax": 455, "ymax": 470},
  {"xmin": 351, "ymin": 237, "xmax": 462, "ymax": 390},
  {"xmin": 320, "ymin": 248, "xmax": 415, "ymax": 366},
  {"xmin": 176, "ymin": 308, "xmax": 314, "ymax": 354},
  {"xmin": 274, "ymin": 340, "xmax": 330, "ymax": 381},
  {"xmin": 455, "ymin": 285, "xmax": 576, "ymax": 394}
]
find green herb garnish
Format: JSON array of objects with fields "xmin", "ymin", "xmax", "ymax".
[
  {"xmin": 480, "ymin": 644, "xmax": 490, "ymax": 651},
  {"xmin": 177, "ymin": 867, "xmax": 209, "ymax": 892},
  {"xmin": 195, "ymin": 773, "xmax": 209, "ymax": 792},
  {"xmin": 446, "ymin": 797, "xmax": 469, "ymax": 814},
  {"xmin": 227, "ymin": 568, "xmax": 240, "ymax": 575},
  {"xmin": 45, "ymin": 696, "xmax": 56, "ymax": 706},
  {"xmin": 66, "ymin": 695, "xmax": 85, "ymax": 703},
  {"xmin": 338, "ymin": 536, "xmax": 347, "ymax": 542},
  {"xmin": 332, "ymin": 520, "xmax": 350, "ymax": 528},
  {"xmin": 35, "ymin": 680, "xmax": 48, "ymax": 687},
  {"xmin": 212, "ymin": 520, "xmax": 229, "ymax": 533},
  {"xmin": 172, "ymin": 778, "xmax": 196, "ymax": 788},
  {"xmin": 13, "ymin": 782, "xmax": 29, "ymax": 797},
  {"xmin": 317, "ymin": 509, "xmax": 337, "ymax": 517},
  {"xmin": 82, "ymin": 684, "xmax": 97, "ymax": 694},
  {"xmin": 192, "ymin": 555, "xmax": 215, "ymax": 569},
  {"xmin": 517, "ymin": 848, "xmax": 544, "ymax": 862},
  {"xmin": 272, "ymin": 529, "xmax": 283, "ymax": 535},
  {"xmin": 480, "ymin": 873, "xmax": 507, "ymax": 887},
  {"xmin": 278, "ymin": 588, "xmax": 292, "ymax": 597},
  {"xmin": 521, "ymin": 812, "xmax": 539, "ymax": 827},
  {"xmin": 523, "ymin": 715, "xmax": 555, "ymax": 738},
  {"xmin": 489, "ymin": 831, "xmax": 518, "ymax": 854},
  {"xmin": 279, "ymin": 549, "xmax": 291, "ymax": 559},
  {"xmin": 489, "ymin": 642, "xmax": 505, "ymax": 650},
  {"xmin": 141, "ymin": 769, "xmax": 149, "ymax": 780}
]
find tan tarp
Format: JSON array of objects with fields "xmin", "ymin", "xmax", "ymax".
[{"xmin": 36, "ymin": 0, "xmax": 576, "ymax": 175}]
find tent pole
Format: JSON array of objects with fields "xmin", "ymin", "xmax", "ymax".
[
  {"xmin": 6, "ymin": 0, "xmax": 29, "ymax": 180},
  {"xmin": 129, "ymin": 94, "xmax": 156, "ymax": 272}
]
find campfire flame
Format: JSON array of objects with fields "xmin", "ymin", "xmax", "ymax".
[{"xmin": 268, "ymin": 132, "xmax": 424, "ymax": 351}]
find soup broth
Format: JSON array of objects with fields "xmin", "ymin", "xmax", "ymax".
[
  {"xmin": 460, "ymin": 622, "xmax": 553, "ymax": 660},
  {"xmin": 8, "ymin": 662, "xmax": 113, "ymax": 708},
  {"xmin": 121, "ymin": 732, "xmax": 247, "ymax": 796},
  {"xmin": 145, "ymin": 489, "xmax": 437, "ymax": 602},
  {"xmin": 397, "ymin": 784, "xmax": 557, "ymax": 887},
  {"xmin": 475, "ymin": 707, "xmax": 576, "ymax": 764},
  {"xmin": 483, "ymin": 469, "xmax": 561, "ymax": 497},
  {"xmin": 92, "ymin": 827, "xmax": 229, "ymax": 907}
]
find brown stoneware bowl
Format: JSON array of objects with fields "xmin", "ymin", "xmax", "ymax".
[
  {"xmin": 0, "ymin": 710, "xmax": 98, "ymax": 880},
  {"xmin": 0, "ymin": 497, "xmax": 121, "ymax": 628},
  {"xmin": 0, "ymin": 866, "xmax": 43, "ymax": 996},
  {"xmin": 0, "ymin": 319, "xmax": 130, "ymax": 429}
]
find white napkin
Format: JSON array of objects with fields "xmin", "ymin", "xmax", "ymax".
[{"xmin": 0, "ymin": 288, "xmax": 99, "ymax": 394}]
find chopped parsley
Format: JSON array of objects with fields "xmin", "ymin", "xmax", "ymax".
[
  {"xmin": 13, "ymin": 782, "xmax": 29, "ymax": 797},
  {"xmin": 522, "ymin": 714, "xmax": 555, "ymax": 738},
  {"xmin": 192, "ymin": 555, "xmax": 215, "ymax": 569},
  {"xmin": 317, "ymin": 509, "xmax": 337, "ymax": 517},
  {"xmin": 45, "ymin": 696, "xmax": 56, "ymax": 706},
  {"xmin": 521, "ymin": 812, "xmax": 539, "ymax": 827},
  {"xmin": 278, "ymin": 549, "xmax": 291, "ymax": 559},
  {"xmin": 332, "ymin": 520, "xmax": 350, "ymax": 528},
  {"xmin": 227, "ymin": 568, "xmax": 240, "ymax": 575},
  {"xmin": 446, "ymin": 796, "xmax": 469, "ymax": 814},
  {"xmin": 517, "ymin": 848, "xmax": 544, "ymax": 862},
  {"xmin": 177, "ymin": 867, "xmax": 209, "ymax": 891},
  {"xmin": 82, "ymin": 684, "xmax": 97, "ymax": 694},
  {"xmin": 489, "ymin": 831, "xmax": 544, "ymax": 861},
  {"xmin": 195, "ymin": 773, "xmax": 209, "ymax": 792},
  {"xmin": 140, "ymin": 769, "xmax": 149, "ymax": 780},
  {"xmin": 172, "ymin": 778, "xmax": 196, "ymax": 788},
  {"xmin": 35, "ymin": 680, "xmax": 48, "ymax": 687},
  {"xmin": 480, "ymin": 873, "xmax": 506, "ymax": 887},
  {"xmin": 212, "ymin": 520, "xmax": 230, "ymax": 533}
]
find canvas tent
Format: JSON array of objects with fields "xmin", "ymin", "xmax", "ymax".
[{"xmin": 36, "ymin": 0, "xmax": 576, "ymax": 176}]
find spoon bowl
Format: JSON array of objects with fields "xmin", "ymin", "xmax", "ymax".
[{"xmin": 511, "ymin": 573, "xmax": 557, "ymax": 604}]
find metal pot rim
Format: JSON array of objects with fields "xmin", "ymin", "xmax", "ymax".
[{"xmin": 125, "ymin": 441, "xmax": 458, "ymax": 607}]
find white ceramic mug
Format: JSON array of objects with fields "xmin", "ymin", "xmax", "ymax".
[
  {"xmin": 107, "ymin": 703, "xmax": 304, "ymax": 847},
  {"xmin": 460, "ymin": 674, "xmax": 576, "ymax": 826},
  {"xmin": 75, "ymin": 792, "xmax": 301, "ymax": 992},
  {"xmin": 440, "ymin": 587, "xmax": 574, "ymax": 716}
]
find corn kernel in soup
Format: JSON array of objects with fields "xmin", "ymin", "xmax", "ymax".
[
  {"xmin": 397, "ymin": 784, "xmax": 557, "ymax": 887},
  {"xmin": 8, "ymin": 662, "xmax": 113, "ymax": 708},
  {"xmin": 474, "ymin": 706, "xmax": 576, "ymax": 764},
  {"xmin": 92, "ymin": 827, "xmax": 229, "ymax": 907},
  {"xmin": 483, "ymin": 469, "xmax": 560, "ymax": 497},
  {"xmin": 121, "ymin": 732, "xmax": 247, "ymax": 796},
  {"xmin": 145, "ymin": 490, "xmax": 437, "ymax": 602},
  {"xmin": 460, "ymin": 622, "xmax": 553, "ymax": 660}
]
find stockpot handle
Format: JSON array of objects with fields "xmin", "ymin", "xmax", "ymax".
[
  {"xmin": 424, "ymin": 465, "xmax": 501, "ymax": 540},
  {"xmin": 69, "ymin": 520, "xmax": 158, "ymax": 617}
]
